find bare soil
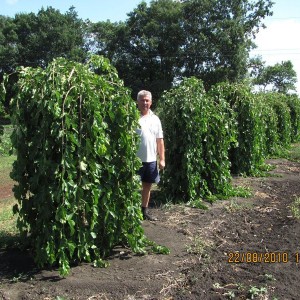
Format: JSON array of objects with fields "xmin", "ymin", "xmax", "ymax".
[{"xmin": 1, "ymin": 158, "xmax": 300, "ymax": 300}]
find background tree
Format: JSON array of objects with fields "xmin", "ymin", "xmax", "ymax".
[
  {"xmin": 0, "ymin": 16, "xmax": 18, "ymax": 75},
  {"xmin": 89, "ymin": 0, "xmax": 273, "ymax": 100},
  {"xmin": 248, "ymin": 55, "xmax": 265, "ymax": 82},
  {"xmin": 89, "ymin": 0, "xmax": 184, "ymax": 102},
  {"xmin": 180, "ymin": 0, "xmax": 269, "ymax": 88},
  {"xmin": 0, "ymin": 6, "xmax": 87, "ymax": 110},
  {"xmin": 252, "ymin": 60, "xmax": 297, "ymax": 93},
  {"xmin": 1, "ymin": 0, "xmax": 275, "ymax": 105},
  {"xmin": 13, "ymin": 6, "xmax": 87, "ymax": 68}
]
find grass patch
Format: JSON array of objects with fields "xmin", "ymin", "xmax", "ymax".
[
  {"xmin": 286, "ymin": 143, "xmax": 300, "ymax": 162},
  {"xmin": 186, "ymin": 236, "xmax": 211, "ymax": 259},
  {"xmin": 0, "ymin": 126, "xmax": 16, "ymax": 185},
  {"xmin": 0, "ymin": 154, "xmax": 16, "ymax": 171},
  {"xmin": 0, "ymin": 124, "xmax": 13, "ymax": 156},
  {"xmin": 0, "ymin": 129, "xmax": 19, "ymax": 248},
  {"xmin": 289, "ymin": 196, "xmax": 300, "ymax": 220},
  {"xmin": 0, "ymin": 197, "xmax": 19, "ymax": 249},
  {"xmin": 225, "ymin": 199, "xmax": 254, "ymax": 213}
]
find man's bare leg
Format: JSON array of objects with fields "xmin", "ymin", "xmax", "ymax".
[{"xmin": 141, "ymin": 182, "xmax": 157, "ymax": 221}]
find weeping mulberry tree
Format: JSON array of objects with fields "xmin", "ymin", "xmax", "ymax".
[
  {"xmin": 213, "ymin": 83, "xmax": 266, "ymax": 175},
  {"xmin": 286, "ymin": 94, "xmax": 300, "ymax": 143},
  {"xmin": 157, "ymin": 77, "xmax": 237, "ymax": 204},
  {"xmin": 8, "ymin": 55, "xmax": 146, "ymax": 275}
]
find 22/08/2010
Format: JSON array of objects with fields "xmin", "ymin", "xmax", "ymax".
[{"xmin": 226, "ymin": 251, "xmax": 298, "ymax": 263}]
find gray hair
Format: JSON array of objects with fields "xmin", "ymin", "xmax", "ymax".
[{"xmin": 137, "ymin": 90, "xmax": 152, "ymax": 101}]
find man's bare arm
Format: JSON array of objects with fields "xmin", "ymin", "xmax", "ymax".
[{"xmin": 157, "ymin": 138, "xmax": 165, "ymax": 170}]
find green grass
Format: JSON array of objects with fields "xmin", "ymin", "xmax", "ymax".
[
  {"xmin": 0, "ymin": 124, "xmax": 16, "ymax": 188},
  {"xmin": 0, "ymin": 197, "xmax": 19, "ymax": 249},
  {"xmin": 225, "ymin": 199, "xmax": 254, "ymax": 213},
  {"xmin": 0, "ymin": 124, "xmax": 16, "ymax": 185},
  {"xmin": 0, "ymin": 124, "xmax": 13, "ymax": 156},
  {"xmin": 287, "ymin": 143, "xmax": 300, "ymax": 162},
  {"xmin": 0, "ymin": 125, "xmax": 18, "ymax": 248},
  {"xmin": 0, "ymin": 155, "xmax": 16, "ymax": 199},
  {"xmin": 0, "ymin": 155, "xmax": 16, "ymax": 174},
  {"xmin": 289, "ymin": 196, "xmax": 300, "ymax": 220}
]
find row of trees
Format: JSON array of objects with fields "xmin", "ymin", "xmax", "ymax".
[
  {"xmin": 0, "ymin": 0, "xmax": 298, "ymax": 109},
  {"xmin": 1, "ymin": 53, "xmax": 299, "ymax": 275},
  {"xmin": 157, "ymin": 78, "xmax": 300, "ymax": 205},
  {"xmin": 0, "ymin": 0, "xmax": 299, "ymax": 275}
]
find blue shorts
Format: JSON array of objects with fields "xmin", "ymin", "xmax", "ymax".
[{"xmin": 138, "ymin": 161, "xmax": 160, "ymax": 184}]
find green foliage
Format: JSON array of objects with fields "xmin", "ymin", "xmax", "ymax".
[
  {"xmin": 181, "ymin": 0, "xmax": 273, "ymax": 87},
  {"xmin": 13, "ymin": 6, "xmax": 87, "ymax": 68},
  {"xmin": 157, "ymin": 77, "xmax": 236, "ymax": 202},
  {"xmin": 248, "ymin": 285, "xmax": 267, "ymax": 299},
  {"xmin": 157, "ymin": 79, "xmax": 298, "ymax": 204},
  {"xmin": 1, "ymin": 7, "xmax": 88, "ymax": 112},
  {"xmin": 7, "ymin": 55, "xmax": 145, "ymax": 276},
  {"xmin": 157, "ymin": 78, "xmax": 208, "ymax": 202},
  {"xmin": 212, "ymin": 82, "xmax": 265, "ymax": 176},
  {"xmin": 145, "ymin": 239, "xmax": 170, "ymax": 255},
  {"xmin": 89, "ymin": 0, "xmax": 274, "ymax": 101},
  {"xmin": 265, "ymin": 93, "xmax": 292, "ymax": 149},
  {"xmin": 118, "ymin": 0, "xmax": 184, "ymax": 102},
  {"xmin": 258, "ymin": 93, "xmax": 280, "ymax": 157},
  {"xmin": 255, "ymin": 92, "xmax": 300, "ymax": 157},
  {"xmin": 0, "ymin": 15, "xmax": 18, "ymax": 74},
  {"xmin": 286, "ymin": 94, "xmax": 300, "ymax": 142}
]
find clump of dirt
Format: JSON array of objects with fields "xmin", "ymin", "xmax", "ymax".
[{"xmin": 1, "ymin": 158, "xmax": 300, "ymax": 299}]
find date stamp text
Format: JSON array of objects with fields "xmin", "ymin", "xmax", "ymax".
[{"xmin": 227, "ymin": 252, "xmax": 300, "ymax": 263}]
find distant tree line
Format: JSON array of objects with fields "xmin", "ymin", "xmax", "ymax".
[{"xmin": 0, "ymin": 0, "xmax": 298, "ymax": 110}]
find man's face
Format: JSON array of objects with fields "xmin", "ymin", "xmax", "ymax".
[{"xmin": 137, "ymin": 95, "xmax": 152, "ymax": 115}]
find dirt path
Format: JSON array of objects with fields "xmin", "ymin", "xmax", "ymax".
[
  {"xmin": 0, "ymin": 158, "xmax": 300, "ymax": 300},
  {"xmin": 0, "ymin": 182, "xmax": 14, "ymax": 199}
]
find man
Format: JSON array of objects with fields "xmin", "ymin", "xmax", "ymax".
[{"xmin": 136, "ymin": 90, "xmax": 165, "ymax": 221}]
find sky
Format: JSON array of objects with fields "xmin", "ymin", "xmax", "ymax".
[
  {"xmin": 250, "ymin": 0, "xmax": 300, "ymax": 94},
  {"xmin": 0, "ymin": 0, "xmax": 300, "ymax": 95}
]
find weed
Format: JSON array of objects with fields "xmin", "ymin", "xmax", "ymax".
[
  {"xmin": 248, "ymin": 286, "xmax": 267, "ymax": 299},
  {"xmin": 264, "ymin": 273, "xmax": 276, "ymax": 281},
  {"xmin": 286, "ymin": 143, "xmax": 300, "ymax": 162},
  {"xmin": 145, "ymin": 239, "xmax": 170, "ymax": 255},
  {"xmin": 11, "ymin": 272, "xmax": 35, "ymax": 283},
  {"xmin": 56, "ymin": 296, "xmax": 68, "ymax": 300},
  {"xmin": 213, "ymin": 282, "xmax": 222, "ymax": 289},
  {"xmin": 187, "ymin": 199, "xmax": 208, "ymax": 209},
  {"xmin": 232, "ymin": 186, "xmax": 252, "ymax": 198},
  {"xmin": 289, "ymin": 197, "xmax": 300, "ymax": 219},
  {"xmin": 212, "ymin": 282, "xmax": 239, "ymax": 299},
  {"xmin": 223, "ymin": 290, "xmax": 235, "ymax": 299},
  {"xmin": 186, "ymin": 236, "xmax": 209, "ymax": 258},
  {"xmin": 225, "ymin": 199, "xmax": 253, "ymax": 213}
]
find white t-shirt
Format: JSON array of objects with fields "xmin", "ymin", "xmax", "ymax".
[{"xmin": 136, "ymin": 110, "xmax": 163, "ymax": 162}]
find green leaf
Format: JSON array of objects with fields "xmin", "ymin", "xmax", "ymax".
[{"xmin": 90, "ymin": 232, "xmax": 97, "ymax": 239}]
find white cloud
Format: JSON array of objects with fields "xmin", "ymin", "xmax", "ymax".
[
  {"xmin": 251, "ymin": 19, "xmax": 300, "ymax": 94},
  {"xmin": 5, "ymin": 0, "xmax": 19, "ymax": 5}
]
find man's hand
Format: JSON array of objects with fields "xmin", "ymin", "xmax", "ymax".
[{"xmin": 159, "ymin": 159, "xmax": 165, "ymax": 170}]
